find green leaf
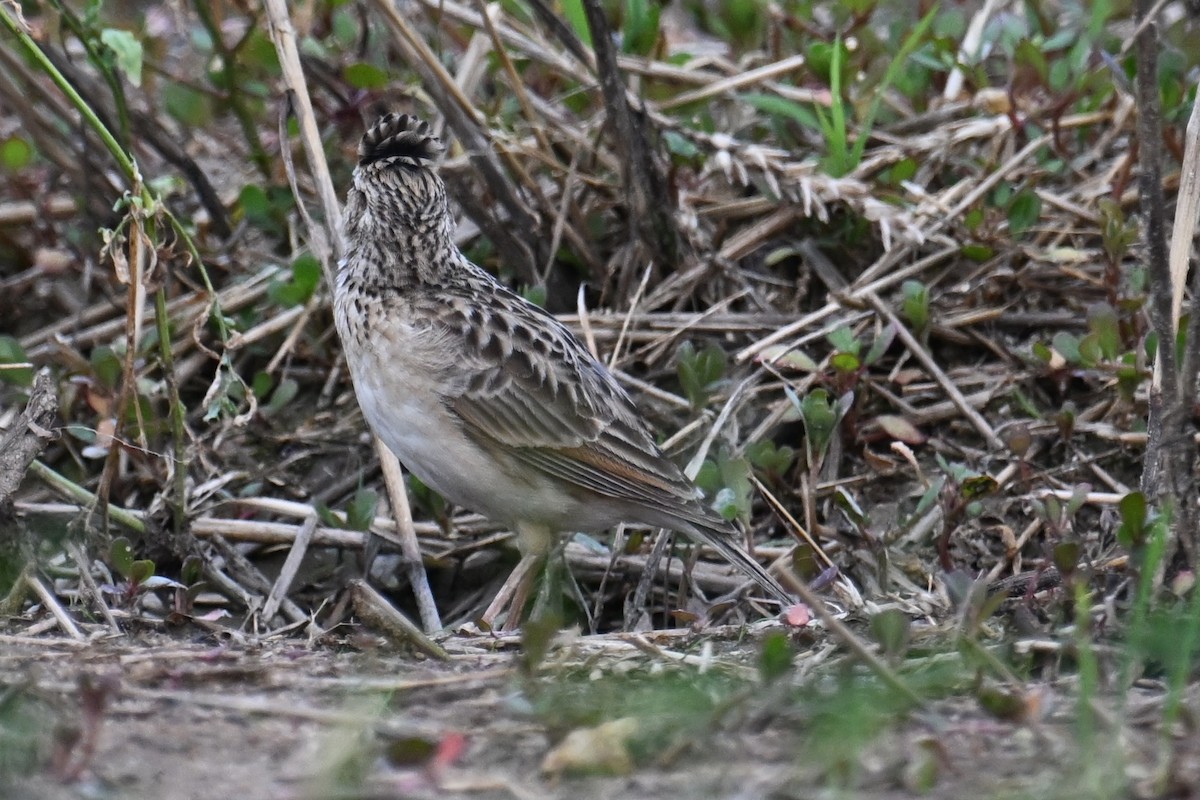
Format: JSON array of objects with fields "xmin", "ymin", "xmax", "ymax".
[
  {"xmin": 314, "ymin": 500, "xmax": 342, "ymax": 529},
  {"xmin": 346, "ymin": 488, "xmax": 378, "ymax": 532},
  {"xmin": 864, "ymin": 323, "xmax": 897, "ymax": 366},
  {"xmin": 830, "ymin": 351, "xmax": 861, "ymax": 374},
  {"xmin": 795, "ymin": 388, "xmax": 839, "ymax": 467},
  {"xmin": 701, "ymin": 450, "xmax": 753, "ymax": 523},
  {"xmin": 90, "ymin": 345, "xmax": 122, "ymax": 388},
  {"xmin": 746, "ymin": 439, "xmax": 795, "ymax": 480},
  {"xmin": 251, "ymin": 371, "xmax": 274, "ymax": 399},
  {"xmin": 888, "ymin": 158, "xmax": 918, "ymax": 184},
  {"xmin": 0, "ymin": 136, "xmax": 33, "ymax": 171},
  {"xmin": 343, "ymin": 62, "xmax": 389, "ymax": 90},
  {"xmin": 758, "ymin": 631, "xmax": 794, "ymax": 681},
  {"xmin": 100, "ymin": 28, "xmax": 143, "ymax": 87},
  {"xmin": 663, "ymin": 131, "xmax": 700, "ymax": 160},
  {"xmin": 912, "ymin": 477, "xmax": 944, "ymax": 518},
  {"xmin": 1116, "ymin": 355, "xmax": 1141, "ymax": 401},
  {"xmin": 1086, "ymin": 303, "xmax": 1120, "ymax": 361},
  {"xmin": 239, "ymin": 185, "xmax": 271, "ymax": 230},
  {"xmin": 163, "ymin": 82, "xmax": 213, "ymax": 127},
  {"xmin": 695, "ymin": 459, "xmax": 721, "ymax": 495},
  {"xmin": 711, "ymin": 487, "xmax": 740, "ymax": 521},
  {"xmin": 264, "ymin": 378, "xmax": 298, "ymax": 415},
  {"xmin": 961, "ymin": 243, "xmax": 994, "ymax": 261},
  {"xmin": 826, "ymin": 326, "xmax": 860, "ymax": 356},
  {"xmin": 110, "ymin": 537, "xmax": 134, "ymax": 580},
  {"xmin": 181, "ymin": 555, "xmax": 204, "ymax": 586},
  {"xmin": 742, "ymin": 93, "xmax": 817, "ymax": 128},
  {"xmin": 720, "ymin": 0, "xmax": 764, "ymax": 41},
  {"xmin": 676, "ymin": 341, "xmax": 727, "ymax": 409},
  {"xmin": 869, "ymin": 609, "xmax": 911, "ymax": 659},
  {"xmin": 833, "ymin": 487, "xmax": 867, "ymax": 527},
  {"xmin": 240, "ymin": 27, "xmax": 282, "ymax": 74},
  {"xmin": 269, "ymin": 253, "xmax": 321, "ymax": 307},
  {"xmin": 0, "ymin": 336, "xmax": 33, "ymax": 386},
  {"xmin": 1053, "ymin": 541, "xmax": 1081, "ymax": 575},
  {"xmin": 1007, "ymin": 189, "xmax": 1042, "ymax": 237},
  {"xmin": 560, "ymin": 0, "xmax": 592, "ymax": 47},
  {"xmin": 407, "ymin": 473, "xmax": 447, "ymax": 521},
  {"xmin": 1065, "ymin": 484, "xmax": 1090, "ymax": 519},
  {"xmin": 963, "ymin": 207, "xmax": 985, "ymax": 231},
  {"xmin": 959, "ymin": 475, "xmax": 998, "ymax": 499},
  {"xmin": 1077, "ymin": 332, "xmax": 1102, "ymax": 368},
  {"xmin": 129, "ymin": 559, "xmax": 155, "ymax": 584},
  {"xmin": 65, "ymin": 425, "xmax": 96, "ymax": 443},
  {"xmin": 900, "ymin": 281, "xmax": 930, "ymax": 335},
  {"xmin": 1117, "ymin": 491, "xmax": 1148, "ymax": 550},
  {"xmin": 521, "ymin": 284, "xmax": 547, "ymax": 307},
  {"xmin": 622, "ymin": 0, "xmax": 660, "ymax": 55},
  {"xmin": 1051, "ymin": 331, "xmax": 1081, "ymax": 364}
]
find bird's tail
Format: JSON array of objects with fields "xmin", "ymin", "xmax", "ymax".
[{"xmin": 681, "ymin": 517, "xmax": 794, "ymax": 607}]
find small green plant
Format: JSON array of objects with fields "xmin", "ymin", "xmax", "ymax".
[
  {"xmin": 676, "ymin": 341, "xmax": 727, "ymax": 409},
  {"xmin": 169, "ymin": 554, "xmax": 207, "ymax": 620},
  {"xmin": 745, "ymin": 439, "xmax": 795, "ymax": 485},
  {"xmin": 696, "ymin": 448, "xmax": 753, "ymax": 524},
  {"xmin": 316, "ymin": 487, "xmax": 379, "ymax": 532},
  {"xmin": 925, "ymin": 456, "xmax": 999, "ymax": 571},
  {"xmin": 685, "ymin": 0, "xmax": 765, "ymax": 49},
  {"xmin": 825, "ymin": 323, "xmax": 894, "ymax": 395},
  {"xmin": 869, "ymin": 609, "xmax": 912, "ymax": 664},
  {"xmin": 1115, "ymin": 490, "xmax": 1150, "ymax": 553},
  {"xmin": 899, "ymin": 280, "xmax": 930, "ymax": 337},
  {"xmin": 0, "ymin": 134, "xmax": 33, "ymax": 171},
  {"xmin": 268, "ymin": 253, "xmax": 321, "ymax": 307},
  {"xmin": 237, "ymin": 184, "xmax": 296, "ymax": 237},
  {"xmin": 1031, "ymin": 301, "xmax": 1147, "ymax": 404},
  {"xmin": 407, "ymin": 474, "xmax": 449, "ymax": 529},
  {"xmin": 1005, "ymin": 187, "xmax": 1042, "ymax": 237},
  {"xmin": 620, "ymin": 0, "xmax": 661, "ymax": 56},
  {"xmin": 788, "ymin": 386, "xmax": 843, "ymax": 473},
  {"xmin": 808, "ymin": 9, "xmax": 938, "ymax": 177},
  {"xmin": 757, "ymin": 631, "xmax": 795, "ymax": 682},
  {"xmin": 104, "ymin": 537, "xmax": 182, "ymax": 607}
]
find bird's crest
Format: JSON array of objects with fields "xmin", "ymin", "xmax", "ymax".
[{"xmin": 358, "ymin": 113, "xmax": 442, "ymax": 167}]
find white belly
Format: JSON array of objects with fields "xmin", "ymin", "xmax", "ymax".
[{"xmin": 337, "ymin": 308, "xmax": 629, "ymax": 534}]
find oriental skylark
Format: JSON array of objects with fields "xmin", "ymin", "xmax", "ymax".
[{"xmin": 334, "ymin": 113, "xmax": 792, "ymax": 621}]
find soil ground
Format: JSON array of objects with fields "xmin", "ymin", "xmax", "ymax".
[{"xmin": 2, "ymin": 627, "xmax": 1191, "ymax": 800}]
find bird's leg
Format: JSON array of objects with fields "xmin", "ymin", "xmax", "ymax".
[
  {"xmin": 480, "ymin": 552, "xmax": 543, "ymax": 630},
  {"xmin": 530, "ymin": 536, "xmax": 568, "ymax": 622},
  {"xmin": 480, "ymin": 522, "xmax": 554, "ymax": 630}
]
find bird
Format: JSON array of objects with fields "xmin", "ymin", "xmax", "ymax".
[{"xmin": 334, "ymin": 112, "xmax": 793, "ymax": 627}]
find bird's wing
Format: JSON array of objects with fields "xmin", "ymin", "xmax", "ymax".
[
  {"xmin": 437, "ymin": 287, "xmax": 698, "ymax": 508},
  {"xmin": 428, "ymin": 283, "xmax": 793, "ymax": 605}
]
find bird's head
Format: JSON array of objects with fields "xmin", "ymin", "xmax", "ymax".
[{"xmin": 343, "ymin": 113, "xmax": 448, "ymax": 246}]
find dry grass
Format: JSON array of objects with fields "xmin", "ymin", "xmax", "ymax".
[{"xmin": 1, "ymin": 0, "xmax": 1199, "ymax": 796}]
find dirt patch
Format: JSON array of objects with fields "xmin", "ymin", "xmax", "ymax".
[{"xmin": 3, "ymin": 629, "xmax": 1190, "ymax": 800}]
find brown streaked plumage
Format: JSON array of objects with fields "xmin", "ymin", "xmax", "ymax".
[{"xmin": 334, "ymin": 113, "xmax": 792, "ymax": 618}]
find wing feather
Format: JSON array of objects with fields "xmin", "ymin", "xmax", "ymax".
[{"xmin": 441, "ymin": 288, "xmax": 698, "ymax": 509}]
